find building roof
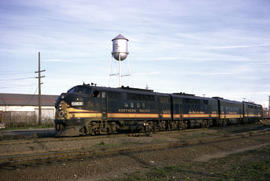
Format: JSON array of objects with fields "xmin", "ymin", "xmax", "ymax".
[{"xmin": 0, "ymin": 93, "xmax": 58, "ymax": 106}]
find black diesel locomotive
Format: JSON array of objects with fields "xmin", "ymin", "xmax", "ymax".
[{"xmin": 54, "ymin": 84, "xmax": 263, "ymax": 136}]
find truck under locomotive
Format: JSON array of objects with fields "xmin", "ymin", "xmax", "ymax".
[{"xmin": 54, "ymin": 84, "xmax": 263, "ymax": 136}]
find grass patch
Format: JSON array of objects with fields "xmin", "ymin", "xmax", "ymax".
[
  {"xmin": 1, "ymin": 124, "xmax": 53, "ymax": 130},
  {"xmin": 92, "ymin": 139, "xmax": 145, "ymax": 150},
  {"xmin": 146, "ymin": 166, "xmax": 181, "ymax": 179},
  {"xmin": 109, "ymin": 145, "xmax": 270, "ymax": 181},
  {"xmin": 92, "ymin": 141, "xmax": 123, "ymax": 149},
  {"xmin": 98, "ymin": 141, "xmax": 105, "ymax": 146},
  {"xmin": 227, "ymin": 160, "xmax": 270, "ymax": 180}
]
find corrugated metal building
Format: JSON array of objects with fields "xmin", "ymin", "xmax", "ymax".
[{"xmin": 0, "ymin": 93, "xmax": 58, "ymax": 127}]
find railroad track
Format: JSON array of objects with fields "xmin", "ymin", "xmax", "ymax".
[
  {"xmin": 0, "ymin": 128, "xmax": 269, "ymax": 169},
  {"xmin": 1, "ymin": 122, "xmax": 268, "ymax": 146},
  {"xmin": 0, "ymin": 126, "xmax": 220, "ymax": 146}
]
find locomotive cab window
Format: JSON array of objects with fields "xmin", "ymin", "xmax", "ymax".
[
  {"xmin": 92, "ymin": 90, "xmax": 100, "ymax": 98},
  {"xmin": 68, "ymin": 86, "xmax": 91, "ymax": 94}
]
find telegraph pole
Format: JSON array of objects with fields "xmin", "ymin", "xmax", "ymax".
[
  {"xmin": 269, "ymin": 96, "xmax": 270, "ymax": 117},
  {"xmin": 268, "ymin": 96, "xmax": 270, "ymax": 111},
  {"xmin": 35, "ymin": 52, "xmax": 45, "ymax": 125}
]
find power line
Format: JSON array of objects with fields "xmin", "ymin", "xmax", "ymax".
[
  {"xmin": 0, "ymin": 77, "xmax": 35, "ymax": 81},
  {"xmin": 0, "ymin": 84, "xmax": 36, "ymax": 89},
  {"xmin": 25, "ymin": 87, "xmax": 38, "ymax": 105},
  {"xmin": 0, "ymin": 81, "xmax": 36, "ymax": 89},
  {"xmin": 0, "ymin": 72, "xmax": 34, "ymax": 76}
]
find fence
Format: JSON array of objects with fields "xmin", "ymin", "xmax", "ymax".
[{"xmin": 1, "ymin": 109, "xmax": 55, "ymax": 128}]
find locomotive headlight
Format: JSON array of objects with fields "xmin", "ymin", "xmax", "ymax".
[
  {"xmin": 71, "ymin": 101, "xmax": 84, "ymax": 106},
  {"xmin": 58, "ymin": 111, "xmax": 65, "ymax": 117}
]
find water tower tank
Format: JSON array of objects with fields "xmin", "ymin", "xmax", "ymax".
[{"xmin": 112, "ymin": 34, "xmax": 129, "ymax": 61}]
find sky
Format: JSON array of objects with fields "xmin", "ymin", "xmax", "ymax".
[{"xmin": 0, "ymin": 0, "xmax": 270, "ymax": 107}]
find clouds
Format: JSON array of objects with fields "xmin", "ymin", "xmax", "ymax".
[
  {"xmin": 207, "ymin": 43, "xmax": 270, "ymax": 50},
  {"xmin": 0, "ymin": 0, "xmax": 270, "ymax": 106}
]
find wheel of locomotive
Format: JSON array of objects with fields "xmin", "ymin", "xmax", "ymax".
[
  {"xmin": 109, "ymin": 122, "xmax": 117, "ymax": 134},
  {"xmin": 179, "ymin": 120, "xmax": 187, "ymax": 130},
  {"xmin": 150, "ymin": 121, "xmax": 155, "ymax": 132},
  {"xmin": 158, "ymin": 120, "xmax": 166, "ymax": 131},
  {"xmin": 222, "ymin": 120, "xmax": 228, "ymax": 127},
  {"xmin": 80, "ymin": 126, "xmax": 87, "ymax": 135},
  {"xmin": 144, "ymin": 121, "xmax": 152, "ymax": 133},
  {"xmin": 187, "ymin": 120, "xmax": 191, "ymax": 129},
  {"xmin": 152, "ymin": 121, "xmax": 157, "ymax": 133},
  {"xmin": 217, "ymin": 120, "xmax": 223, "ymax": 127},
  {"xmin": 208, "ymin": 120, "xmax": 213, "ymax": 127},
  {"xmin": 86, "ymin": 121, "xmax": 97, "ymax": 136},
  {"xmin": 202, "ymin": 120, "xmax": 210, "ymax": 128},
  {"xmin": 144, "ymin": 121, "xmax": 153, "ymax": 136},
  {"xmin": 171, "ymin": 121, "xmax": 177, "ymax": 130},
  {"xmin": 200, "ymin": 121, "xmax": 203, "ymax": 128},
  {"xmin": 167, "ymin": 121, "xmax": 171, "ymax": 131},
  {"xmin": 106, "ymin": 127, "xmax": 112, "ymax": 134}
]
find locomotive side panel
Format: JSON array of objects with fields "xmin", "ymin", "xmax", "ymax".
[
  {"xmin": 244, "ymin": 102, "xmax": 262, "ymax": 123},
  {"xmin": 107, "ymin": 91, "xmax": 159, "ymax": 119},
  {"xmin": 213, "ymin": 98, "xmax": 243, "ymax": 126},
  {"xmin": 171, "ymin": 95, "xmax": 218, "ymax": 128},
  {"xmin": 106, "ymin": 89, "xmax": 163, "ymax": 133}
]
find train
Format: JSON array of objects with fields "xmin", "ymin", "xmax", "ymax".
[{"xmin": 54, "ymin": 83, "xmax": 263, "ymax": 136}]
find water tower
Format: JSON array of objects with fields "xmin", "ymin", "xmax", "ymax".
[
  {"xmin": 112, "ymin": 34, "xmax": 129, "ymax": 61},
  {"xmin": 109, "ymin": 34, "xmax": 131, "ymax": 87}
]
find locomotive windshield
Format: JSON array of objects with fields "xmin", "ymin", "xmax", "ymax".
[{"xmin": 68, "ymin": 86, "xmax": 91, "ymax": 94}]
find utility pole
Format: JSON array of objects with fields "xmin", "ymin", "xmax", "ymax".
[
  {"xmin": 268, "ymin": 96, "xmax": 270, "ymax": 110},
  {"xmin": 35, "ymin": 52, "xmax": 45, "ymax": 125},
  {"xmin": 268, "ymin": 96, "xmax": 270, "ymax": 117}
]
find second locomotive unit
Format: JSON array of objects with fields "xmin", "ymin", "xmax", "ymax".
[{"xmin": 55, "ymin": 84, "xmax": 262, "ymax": 136}]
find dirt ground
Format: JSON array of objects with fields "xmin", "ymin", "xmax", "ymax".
[
  {"xmin": 112, "ymin": 145, "xmax": 270, "ymax": 181},
  {"xmin": 0, "ymin": 122, "xmax": 270, "ymax": 181}
]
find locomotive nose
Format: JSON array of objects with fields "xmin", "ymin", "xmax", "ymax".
[
  {"xmin": 55, "ymin": 93, "xmax": 66, "ymax": 107},
  {"xmin": 56, "ymin": 93, "xmax": 84, "ymax": 107}
]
